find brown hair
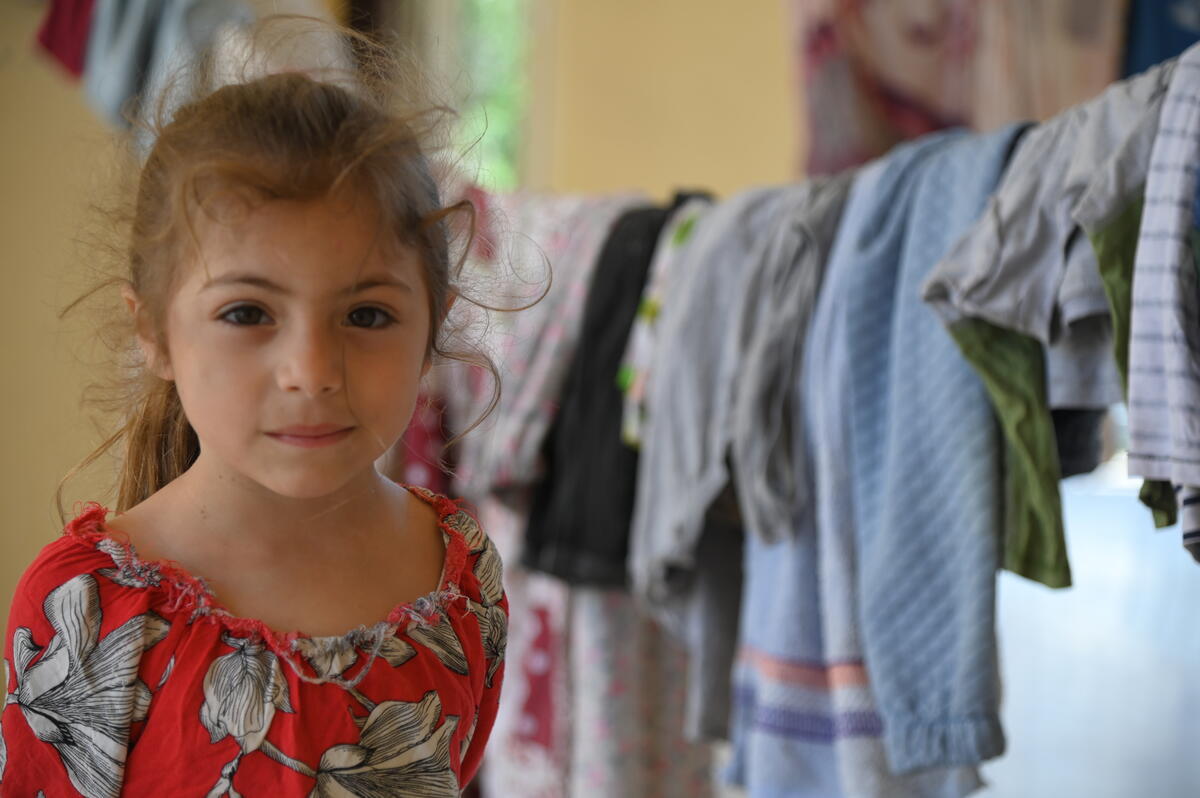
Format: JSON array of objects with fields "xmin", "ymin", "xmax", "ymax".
[{"xmin": 58, "ymin": 18, "xmax": 500, "ymax": 519}]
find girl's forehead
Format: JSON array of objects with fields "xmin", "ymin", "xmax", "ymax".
[
  {"xmin": 185, "ymin": 194, "xmax": 425, "ymax": 292},
  {"xmin": 199, "ymin": 191, "xmax": 378, "ymax": 246}
]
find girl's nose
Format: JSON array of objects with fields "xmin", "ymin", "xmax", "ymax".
[{"xmin": 276, "ymin": 324, "xmax": 344, "ymax": 397}]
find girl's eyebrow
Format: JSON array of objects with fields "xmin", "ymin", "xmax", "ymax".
[{"xmin": 201, "ymin": 273, "xmax": 415, "ymax": 295}]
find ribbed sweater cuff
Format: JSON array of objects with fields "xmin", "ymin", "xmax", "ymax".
[{"xmin": 884, "ymin": 714, "xmax": 1006, "ymax": 774}]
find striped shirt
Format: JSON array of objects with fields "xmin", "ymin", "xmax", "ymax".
[
  {"xmin": 1128, "ymin": 43, "xmax": 1200, "ymax": 485},
  {"xmin": 1126, "ymin": 42, "xmax": 1200, "ymax": 563}
]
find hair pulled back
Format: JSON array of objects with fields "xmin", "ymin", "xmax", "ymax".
[{"xmin": 59, "ymin": 17, "xmax": 493, "ymax": 518}]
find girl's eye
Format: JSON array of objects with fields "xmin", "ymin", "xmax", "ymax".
[
  {"xmin": 219, "ymin": 305, "xmax": 271, "ymax": 326},
  {"xmin": 346, "ymin": 306, "xmax": 395, "ymax": 329}
]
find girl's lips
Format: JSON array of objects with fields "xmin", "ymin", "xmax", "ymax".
[{"xmin": 265, "ymin": 427, "xmax": 354, "ymax": 448}]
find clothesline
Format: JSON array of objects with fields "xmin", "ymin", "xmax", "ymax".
[{"xmin": 396, "ymin": 44, "xmax": 1200, "ymax": 798}]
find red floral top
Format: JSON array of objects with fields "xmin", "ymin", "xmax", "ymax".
[{"xmin": 1, "ymin": 487, "xmax": 506, "ymax": 798}]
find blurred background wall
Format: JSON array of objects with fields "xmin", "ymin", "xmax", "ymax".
[
  {"xmin": 0, "ymin": 2, "xmax": 113, "ymax": 631},
  {"xmin": 524, "ymin": 0, "xmax": 795, "ymax": 196}
]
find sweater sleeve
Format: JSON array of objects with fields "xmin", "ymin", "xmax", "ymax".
[{"xmin": 2, "ymin": 538, "xmax": 171, "ymax": 797}]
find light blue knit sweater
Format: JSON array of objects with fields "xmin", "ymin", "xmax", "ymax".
[{"xmin": 846, "ymin": 126, "xmax": 1023, "ymax": 772}]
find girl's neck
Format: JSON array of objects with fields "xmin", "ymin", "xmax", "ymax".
[{"xmin": 155, "ymin": 455, "xmax": 407, "ymax": 551}]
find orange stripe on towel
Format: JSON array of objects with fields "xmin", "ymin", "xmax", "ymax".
[{"xmin": 739, "ymin": 646, "xmax": 870, "ymax": 689}]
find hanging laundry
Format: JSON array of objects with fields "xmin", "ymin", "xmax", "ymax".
[
  {"xmin": 446, "ymin": 192, "xmax": 589, "ymax": 498},
  {"xmin": 453, "ymin": 193, "xmax": 645, "ymax": 501},
  {"xmin": 629, "ymin": 186, "xmax": 795, "ymax": 608},
  {"xmin": 720, "ymin": 164, "xmax": 902, "ymax": 792},
  {"xmin": 519, "ymin": 193, "xmax": 729, "ymax": 797},
  {"xmin": 1126, "ymin": 41, "xmax": 1200, "ymax": 563},
  {"xmin": 922, "ymin": 59, "xmax": 1176, "ymax": 587},
  {"xmin": 444, "ymin": 193, "xmax": 653, "ymax": 798},
  {"xmin": 729, "ymin": 175, "xmax": 852, "ymax": 545},
  {"xmin": 524, "ymin": 197, "xmax": 691, "ymax": 587},
  {"xmin": 474, "ymin": 495, "xmax": 572, "ymax": 798},
  {"xmin": 1053, "ymin": 408, "xmax": 1111, "ymax": 477},
  {"xmin": 1067, "ymin": 48, "xmax": 1181, "ymax": 531},
  {"xmin": 1080, "ymin": 198, "xmax": 1182, "ymax": 528},
  {"xmin": 566, "ymin": 589, "xmax": 714, "ymax": 798},
  {"xmin": 618, "ymin": 197, "xmax": 714, "ymax": 448},
  {"xmin": 84, "ymin": 0, "xmax": 254, "ymax": 128},
  {"xmin": 1178, "ymin": 486, "xmax": 1200, "ymax": 562},
  {"xmin": 35, "ymin": 0, "xmax": 96, "ymax": 78},
  {"xmin": 803, "ymin": 193, "xmax": 979, "ymax": 789},
  {"xmin": 731, "ymin": 125, "xmax": 1021, "ymax": 797},
  {"xmin": 630, "ymin": 184, "xmax": 821, "ymax": 741},
  {"xmin": 839, "ymin": 127, "xmax": 1016, "ymax": 780}
]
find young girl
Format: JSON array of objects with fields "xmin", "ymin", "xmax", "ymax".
[{"xmin": 0, "ymin": 22, "xmax": 506, "ymax": 798}]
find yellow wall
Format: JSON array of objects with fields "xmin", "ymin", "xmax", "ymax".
[
  {"xmin": 1, "ymin": 6, "xmax": 114, "ymax": 628},
  {"xmin": 526, "ymin": 0, "xmax": 798, "ymax": 198}
]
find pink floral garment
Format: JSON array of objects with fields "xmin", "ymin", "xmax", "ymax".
[
  {"xmin": 476, "ymin": 498, "xmax": 715, "ymax": 798},
  {"xmin": 443, "ymin": 191, "xmax": 588, "ymax": 499},
  {"xmin": 475, "ymin": 494, "xmax": 571, "ymax": 798},
  {"xmin": 567, "ymin": 588, "xmax": 713, "ymax": 798},
  {"xmin": 444, "ymin": 193, "xmax": 628, "ymax": 795},
  {"xmin": 449, "ymin": 191, "xmax": 646, "ymax": 498},
  {"xmin": 1, "ymin": 487, "xmax": 506, "ymax": 797}
]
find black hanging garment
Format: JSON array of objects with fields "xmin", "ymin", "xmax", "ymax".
[{"xmin": 523, "ymin": 194, "xmax": 701, "ymax": 586}]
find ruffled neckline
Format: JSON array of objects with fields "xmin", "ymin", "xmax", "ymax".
[{"xmin": 62, "ymin": 486, "xmax": 472, "ymax": 684}]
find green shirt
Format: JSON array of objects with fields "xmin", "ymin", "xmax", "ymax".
[{"xmin": 1090, "ymin": 195, "xmax": 1177, "ymax": 527}]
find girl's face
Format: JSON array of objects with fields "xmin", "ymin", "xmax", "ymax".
[{"xmin": 143, "ymin": 191, "xmax": 433, "ymax": 500}]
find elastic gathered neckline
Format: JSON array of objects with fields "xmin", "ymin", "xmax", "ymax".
[{"xmin": 62, "ymin": 486, "xmax": 472, "ymax": 683}]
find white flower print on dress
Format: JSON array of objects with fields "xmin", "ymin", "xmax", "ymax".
[
  {"xmin": 156, "ymin": 655, "xmax": 175, "ymax": 690},
  {"xmin": 408, "ymin": 615, "xmax": 468, "ymax": 676},
  {"xmin": 445, "ymin": 510, "xmax": 504, "ymax": 608},
  {"xmin": 459, "ymin": 710, "xmax": 478, "ymax": 764},
  {"xmin": 444, "ymin": 508, "xmax": 486, "ymax": 552},
  {"xmin": 95, "ymin": 538, "xmax": 163, "ymax": 590},
  {"xmin": 308, "ymin": 690, "xmax": 460, "ymax": 798},
  {"xmin": 472, "ymin": 539, "xmax": 504, "ymax": 609},
  {"xmin": 293, "ymin": 637, "xmax": 362, "ymax": 682},
  {"xmin": 200, "ymin": 633, "xmax": 295, "ymax": 796},
  {"xmin": 377, "ymin": 637, "xmax": 418, "ymax": 668},
  {"xmin": 4, "ymin": 574, "xmax": 169, "ymax": 798},
  {"xmin": 466, "ymin": 600, "xmax": 506, "ymax": 689},
  {"xmin": 294, "ymin": 633, "xmax": 417, "ymax": 682},
  {"xmin": 201, "ymin": 633, "xmax": 294, "ymax": 753}
]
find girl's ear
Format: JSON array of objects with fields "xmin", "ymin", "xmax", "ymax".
[{"xmin": 121, "ymin": 285, "xmax": 175, "ymax": 381}]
